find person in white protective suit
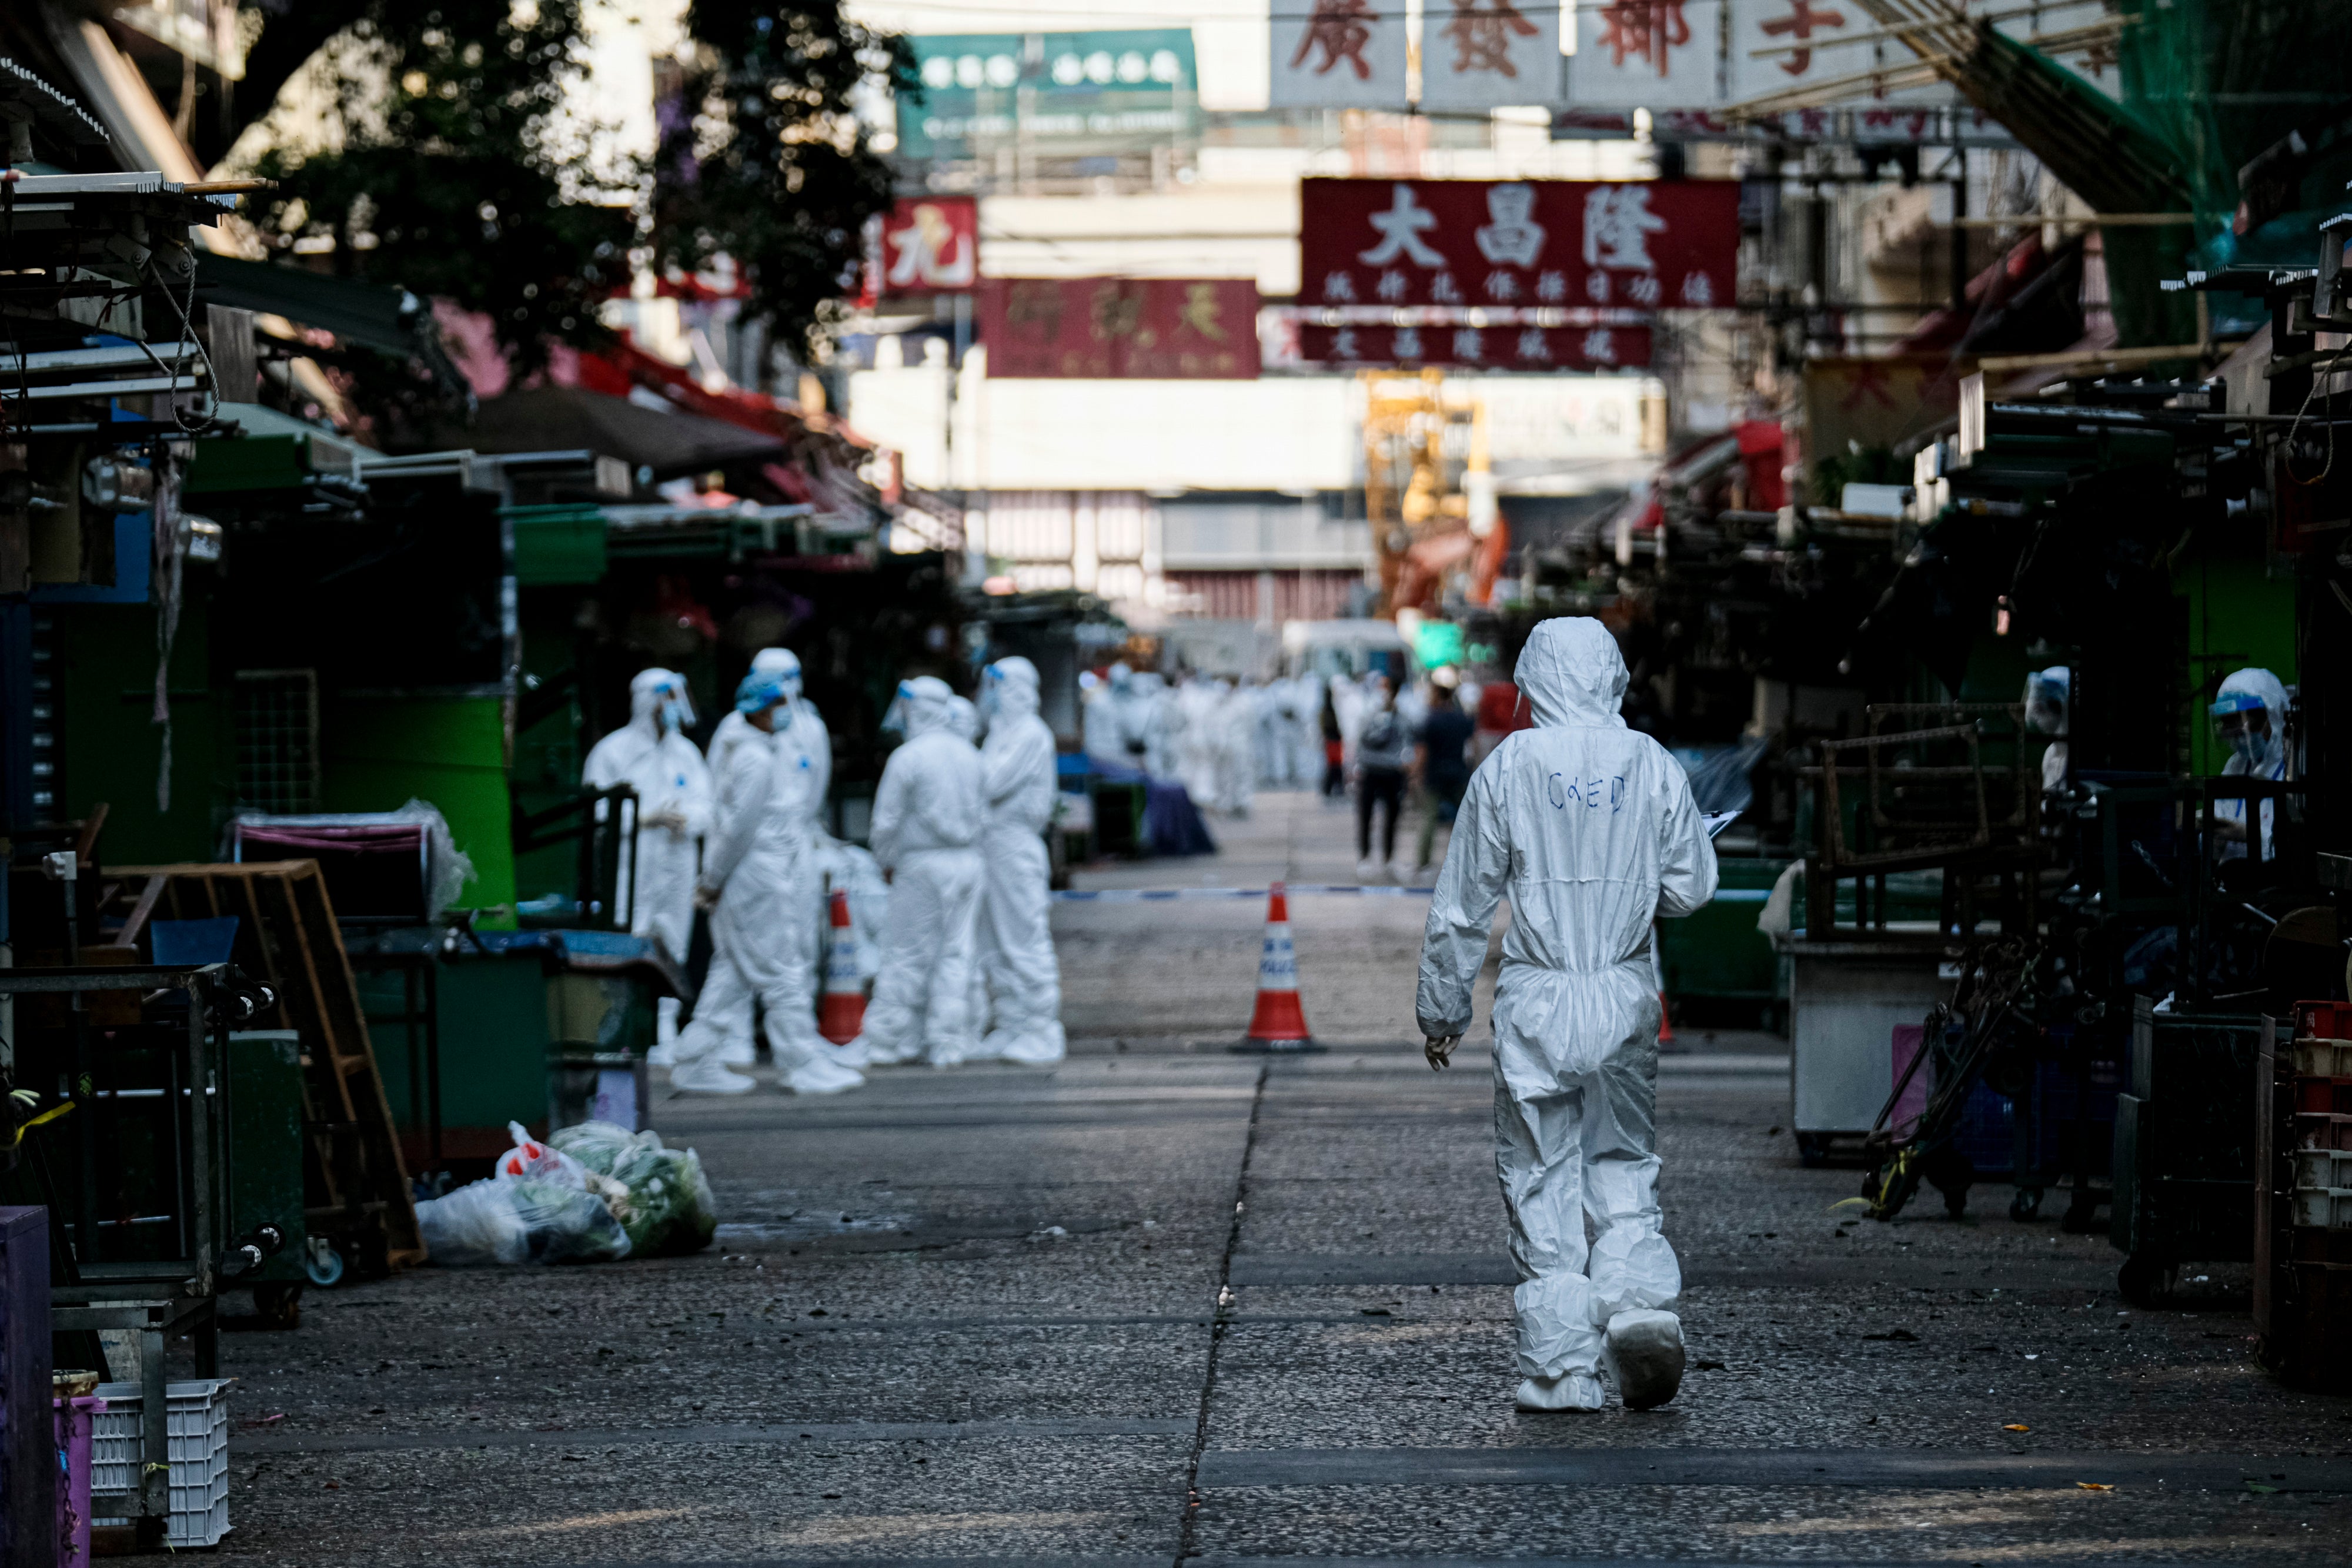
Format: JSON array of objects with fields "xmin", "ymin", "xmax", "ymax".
[
  {"xmin": 1415, "ymin": 617, "xmax": 1718, "ymax": 1413},
  {"xmin": 1171, "ymin": 673, "xmax": 1219, "ymax": 803},
  {"xmin": 669, "ymin": 670, "xmax": 865, "ymax": 1096},
  {"xmin": 1083, "ymin": 666, "xmax": 1127, "ymax": 768},
  {"xmin": 2023, "ymin": 667, "xmax": 2070, "ymax": 796},
  {"xmin": 839, "ymin": 677, "xmax": 986, "ymax": 1069},
  {"xmin": 1210, "ymin": 676, "xmax": 1256, "ymax": 817},
  {"xmin": 699, "ymin": 646, "xmax": 833, "ymax": 1065},
  {"xmin": 581, "ymin": 669, "xmax": 711, "ymax": 1061},
  {"xmin": 2211, "ymin": 667, "xmax": 2291, "ymax": 861},
  {"xmin": 971, "ymin": 657, "xmax": 1067, "ymax": 1065}
]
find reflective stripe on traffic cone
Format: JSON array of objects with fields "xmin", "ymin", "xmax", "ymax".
[
  {"xmin": 818, "ymin": 885, "xmax": 866, "ymax": 1045},
  {"xmin": 1234, "ymin": 881, "xmax": 1322, "ymax": 1054}
]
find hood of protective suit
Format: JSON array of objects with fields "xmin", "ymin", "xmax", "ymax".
[
  {"xmin": 944, "ymin": 696, "xmax": 979, "ymax": 741},
  {"xmin": 986, "ymin": 657, "xmax": 1041, "ymax": 720},
  {"xmin": 1515, "ymin": 618, "xmax": 1628, "ymax": 729},
  {"xmin": 897, "ymin": 676, "xmax": 957, "ymax": 738},
  {"xmin": 630, "ymin": 668, "xmax": 691, "ymax": 734},
  {"xmin": 751, "ymin": 646, "xmax": 804, "ymax": 699}
]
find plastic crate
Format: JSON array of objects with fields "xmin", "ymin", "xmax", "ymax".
[
  {"xmin": 2294, "ymin": 1078, "xmax": 2352, "ymax": 1115},
  {"xmin": 92, "ymin": 1379, "xmax": 230, "ymax": 1547},
  {"xmin": 2294, "ymin": 1114, "xmax": 2352, "ymax": 1152},
  {"xmin": 2294, "ymin": 1001, "xmax": 2352, "ymax": 1041},
  {"xmin": 2289, "ymin": 1188, "xmax": 2352, "ymax": 1229},
  {"xmin": 2293, "ymin": 1039, "xmax": 2352, "ymax": 1077},
  {"xmin": 2291, "ymin": 1149, "xmax": 2352, "ymax": 1191}
]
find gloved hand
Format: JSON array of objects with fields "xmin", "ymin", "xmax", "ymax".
[
  {"xmin": 644, "ymin": 805, "xmax": 689, "ymax": 835},
  {"xmin": 693, "ymin": 883, "xmax": 722, "ymax": 911},
  {"xmin": 1424, "ymin": 1034, "xmax": 1463, "ymax": 1071}
]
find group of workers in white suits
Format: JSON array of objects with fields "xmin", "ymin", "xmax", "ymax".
[{"xmin": 577, "ymin": 651, "xmax": 1065, "ymax": 1096}]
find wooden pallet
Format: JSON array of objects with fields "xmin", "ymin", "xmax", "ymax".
[{"xmin": 108, "ymin": 860, "xmax": 424, "ymax": 1268}]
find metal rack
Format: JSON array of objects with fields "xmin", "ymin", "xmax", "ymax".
[{"xmin": 0, "ymin": 962, "xmax": 233, "ymax": 1543}]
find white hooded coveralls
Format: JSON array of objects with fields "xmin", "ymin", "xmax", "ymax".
[
  {"xmin": 976, "ymin": 658, "xmax": 1066, "ymax": 1065},
  {"xmin": 1415, "ymin": 618, "xmax": 1718, "ymax": 1382},
  {"xmin": 846, "ymin": 679, "xmax": 986, "ymax": 1066},
  {"xmin": 580, "ymin": 669, "xmax": 711, "ymax": 967},
  {"xmin": 2213, "ymin": 666, "xmax": 2290, "ymax": 861},
  {"xmin": 670, "ymin": 706, "xmax": 861, "ymax": 1095}
]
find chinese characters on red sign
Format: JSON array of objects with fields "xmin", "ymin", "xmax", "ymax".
[
  {"xmin": 1298, "ymin": 179, "xmax": 1739, "ymax": 311},
  {"xmin": 864, "ymin": 198, "xmax": 980, "ymax": 304},
  {"xmin": 981, "ymin": 278, "xmax": 1262, "ymax": 379},
  {"xmin": 1297, "ymin": 322, "xmax": 1653, "ymax": 371}
]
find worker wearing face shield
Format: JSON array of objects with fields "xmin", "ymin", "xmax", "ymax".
[
  {"xmin": 582, "ymin": 668, "xmax": 711, "ymax": 1056},
  {"xmin": 669, "ymin": 671, "xmax": 864, "ymax": 1096},
  {"xmin": 2211, "ymin": 667, "xmax": 2291, "ymax": 861},
  {"xmin": 698, "ymin": 647, "xmax": 834, "ymax": 1067},
  {"xmin": 840, "ymin": 677, "xmax": 987, "ymax": 1069},
  {"xmin": 2023, "ymin": 666, "xmax": 2070, "ymax": 795}
]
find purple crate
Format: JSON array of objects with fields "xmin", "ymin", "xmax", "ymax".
[{"xmin": 54, "ymin": 1396, "xmax": 100, "ymax": 1566}]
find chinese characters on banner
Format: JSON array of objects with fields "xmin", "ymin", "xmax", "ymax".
[
  {"xmin": 1298, "ymin": 322, "xmax": 1653, "ymax": 371},
  {"xmin": 981, "ymin": 279, "xmax": 1262, "ymax": 379},
  {"xmin": 1419, "ymin": 0, "xmax": 1559, "ymax": 112},
  {"xmin": 870, "ymin": 198, "xmax": 980, "ymax": 300},
  {"xmin": 1269, "ymin": 0, "xmax": 1409, "ymax": 109},
  {"xmin": 1299, "ymin": 179, "xmax": 1739, "ymax": 311},
  {"xmin": 1568, "ymin": 0, "xmax": 1726, "ymax": 109}
]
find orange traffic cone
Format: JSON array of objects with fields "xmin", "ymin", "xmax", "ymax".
[
  {"xmin": 817, "ymin": 884, "xmax": 866, "ymax": 1045},
  {"xmin": 1234, "ymin": 882, "xmax": 1322, "ymax": 1054}
]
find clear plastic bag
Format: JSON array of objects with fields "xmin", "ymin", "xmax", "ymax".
[
  {"xmin": 416, "ymin": 1177, "xmax": 632, "ymax": 1266},
  {"xmin": 494, "ymin": 1121, "xmax": 589, "ymax": 1186},
  {"xmin": 549, "ymin": 1121, "xmax": 717, "ymax": 1257}
]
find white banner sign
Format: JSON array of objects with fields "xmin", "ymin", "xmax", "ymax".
[
  {"xmin": 1418, "ymin": 0, "xmax": 1561, "ymax": 111},
  {"xmin": 1270, "ymin": 0, "xmax": 1410, "ymax": 110},
  {"xmin": 1566, "ymin": 0, "xmax": 1725, "ymax": 110}
]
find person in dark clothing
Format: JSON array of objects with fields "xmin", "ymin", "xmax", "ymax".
[
  {"xmin": 1414, "ymin": 674, "xmax": 1476, "ymax": 872},
  {"xmin": 1320, "ymin": 682, "xmax": 1346, "ymax": 798},
  {"xmin": 1355, "ymin": 675, "xmax": 1411, "ymax": 880}
]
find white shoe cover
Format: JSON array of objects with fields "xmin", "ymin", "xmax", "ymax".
[
  {"xmin": 777, "ymin": 1054, "xmax": 864, "ymax": 1095},
  {"xmin": 991, "ymin": 1025, "xmax": 1066, "ymax": 1066},
  {"xmin": 841, "ymin": 1034, "xmax": 919, "ymax": 1068},
  {"xmin": 669, "ymin": 1059, "xmax": 756, "ymax": 1095},
  {"xmin": 1355, "ymin": 857, "xmax": 1378, "ymax": 881},
  {"xmin": 1603, "ymin": 1309, "xmax": 1685, "ymax": 1410},
  {"xmin": 649, "ymin": 999, "xmax": 681, "ymax": 1067},
  {"xmin": 717, "ymin": 1035, "xmax": 757, "ymax": 1067},
  {"xmin": 1514, "ymin": 1372, "xmax": 1605, "ymax": 1412}
]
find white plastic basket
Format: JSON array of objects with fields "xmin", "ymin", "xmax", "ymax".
[
  {"xmin": 92, "ymin": 1379, "xmax": 231, "ymax": 1547},
  {"xmin": 2289, "ymin": 1186, "xmax": 2352, "ymax": 1230},
  {"xmin": 2293, "ymin": 1038, "xmax": 2352, "ymax": 1078},
  {"xmin": 2291, "ymin": 1149, "xmax": 2352, "ymax": 1192}
]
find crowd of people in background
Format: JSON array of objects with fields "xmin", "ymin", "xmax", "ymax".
[{"xmin": 1080, "ymin": 657, "xmax": 1534, "ymax": 882}]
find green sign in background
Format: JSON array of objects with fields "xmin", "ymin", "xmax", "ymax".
[{"xmin": 897, "ymin": 29, "xmax": 1197, "ymax": 161}]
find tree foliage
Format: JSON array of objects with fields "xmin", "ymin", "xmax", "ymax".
[
  {"xmin": 648, "ymin": 1, "xmax": 914, "ymax": 357},
  {"xmin": 243, "ymin": 0, "xmax": 908, "ymax": 380},
  {"xmin": 246, "ymin": 2, "xmax": 632, "ymax": 374}
]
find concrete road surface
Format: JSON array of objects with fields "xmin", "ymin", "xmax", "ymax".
[{"xmin": 200, "ymin": 792, "xmax": 2352, "ymax": 1563}]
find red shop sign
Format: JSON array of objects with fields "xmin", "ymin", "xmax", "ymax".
[
  {"xmin": 981, "ymin": 278, "xmax": 1261, "ymax": 379},
  {"xmin": 1299, "ymin": 178, "xmax": 1738, "ymax": 311}
]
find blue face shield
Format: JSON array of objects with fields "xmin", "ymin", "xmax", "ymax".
[{"xmin": 880, "ymin": 681, "xmax": 916, "ymax": 736}]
